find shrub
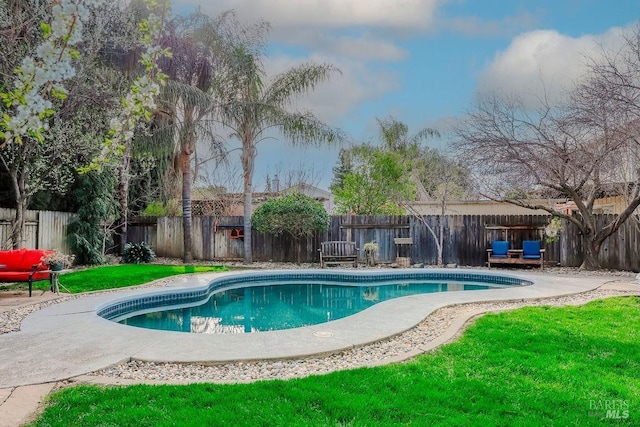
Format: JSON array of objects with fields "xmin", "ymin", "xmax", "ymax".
[
  {"xmin": 122, "ymin": 242, "xmax": 156, "ymax": 264},
  {"xmin": 142, "ymin": 200, "xmax": 181, "ymax": 216},
  {"xmin": 66, "ymin": 171, "xmax": 118, "ymax": 265},
  {"xmin": 252, "ymin": 193, "xmax": 329, "ymax": 263},
  {"xmin": 252, "ymin": 193, "xmax": 329, "ymax": 238},
  {"xmin": 141, "ymin": 201, "xmax": 166, "ymax": 216}
]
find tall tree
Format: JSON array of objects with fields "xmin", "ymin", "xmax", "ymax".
[
  {"xmin": 377, "ymin": 116, "xmax": 439, "ymax": 154},
  {"xmin": 215, "ymin": 41, "xmax": 343, "ymax": 264},
  {"xmin": 333, "ymin": 147, "xmax": 415, "ymax": 215},
  {"xmin": 106, "ymin": 0, "xmax": 170, "ymax": 256},
  {"xmin": 154, "ymin": 10, "xmax": 228, "ymax": 262},
  {"xmin": 0, "ymin": 0, "xmax": 47, "ymax": 247},
  {"xmin": 330, "ymin": 148, "xmax": 353, "ymax": 193},
  {"xmin": 375, "ymin": 116, "xmax": 441, "ymax": 201},
  {"xmin": 0, "ymin": 0, "xmax": 135, "ymax": 248},
  {"xmin": 333, "ymin": 117, "xmax": 440, "ymax": 215},
  {"xmin": 454, "ymin": 25, "xmax": 640, "ymax": 270}
]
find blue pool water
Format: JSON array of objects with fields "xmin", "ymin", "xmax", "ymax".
[{"xmin": 101, "ymin": 271, "xmax": 530, "ymax": 334}]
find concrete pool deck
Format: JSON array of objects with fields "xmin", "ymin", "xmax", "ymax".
[
  {"xmin": 0, "ymin": 268, "xmax": 631, "ymax": 389},
  {"xmin": 0, "ymin": 269, "xmax": 638, "ymax": 426}
]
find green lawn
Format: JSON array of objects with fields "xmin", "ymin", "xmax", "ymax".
[
  {"xmin": 30, "ymin": 296, "xmax": 639, "ymax": 426},
  {"xmin": 1, "ymin": 264, "xmax": 228, "ymax": 294}
]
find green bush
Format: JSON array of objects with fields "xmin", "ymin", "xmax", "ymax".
[
  {"xmin": 252, "ymin": 193, "xmax": 329, "ymax": 263},
  {"xmin": 141, "ymin": 201, "xmax": 166, "ymax": 216},
  {"xmin": 122, "ymin": 242, "xmax": 156, "ymax": 264},
  {"xmin": 252, "ymin": 192, "xmax": 329, "ymax": 238},
  {"xmin": 141, "ymin": 200, "xmax": 181, "ymax": 216},
  {"xmin": 66, "ymin": 170, "xmax": 118, "ymax": 265}
]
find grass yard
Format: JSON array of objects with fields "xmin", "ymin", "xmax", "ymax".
[
  {"xmin": 30, "ymin": 296, "xmax": 639, "ymax": 426},
  {"xmin": 1, "ymin": 264, "xmax": 228, "ymax": 294}
]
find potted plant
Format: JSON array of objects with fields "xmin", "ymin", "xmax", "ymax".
[
  {"xmin": 544, "ymin": 217, "xmax": 562, "ymax": 243},
  {"xmin": 43, "ymin": 252, "xmax": 75, "ymax": 271},
  {"xmin": 363, "ymin": 241, "xmax": 378, "ymax": 267}
]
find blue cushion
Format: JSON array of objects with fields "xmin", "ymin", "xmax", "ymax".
[
  {"xmin": 522, "ymin": 240, "xmax": 541, "ymax": 259},
  {"xmin": 491, "ymin": 241, "xmax": 509, "ymax": 257}
]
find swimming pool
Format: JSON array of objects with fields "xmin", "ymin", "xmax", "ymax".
[{"xmin": 98, "ymin": 270, "xmax": 531, "ymax": 334}]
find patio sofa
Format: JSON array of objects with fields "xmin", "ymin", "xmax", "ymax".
[
  {"xmin": 0, "ymin": 248, "xmax": 54, "ymax": 296},
  {"xmin": 487, "ymin": 240, "xmax": 544, "ymax": 269}
]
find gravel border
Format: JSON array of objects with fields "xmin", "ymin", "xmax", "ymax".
[{"xmin": 86, "ymin": 286, "xmax": 639, "ymax": 384}]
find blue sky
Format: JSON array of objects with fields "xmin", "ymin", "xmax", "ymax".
[{"xmin": 173, "ymin": 0, "xmax": 640, "ymax": 191}]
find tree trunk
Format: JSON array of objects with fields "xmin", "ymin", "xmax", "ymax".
[
  {"xmin": 438, "ymin": 197, "xmax": 447, "ymax": 266},
  {"xmin": 437, "ymin": 217, "xmax": 444, "ymax": 266},
  {"xmin": 243, "ymin": 185, "xmax": 252, "ymax": 264},
  {"xmin": 11, "ymin": 205, "xmax": 23, "ymax": 249},
  {"xmin": 116, "ymin": 144, "xmax": 131, "ymax": 254},
  {"xmin": 0, "ymin": 141, "xmax": 31, "ymax": 249},
  {"xmin": 178, "ymin": 107, "xmax": 197, "ymax": 263},
  {"xmin": 580, "ymin": 238, "xmax": 603, "ymax": 270},
  {"xmin": 9, "ymin": 166, "xmax": 27, "ymax": 248},
  {"xmin": 242, "ymin": 140, "xmax": 254, "ymax": 264},
  {"xmin": 181, "ymin": 152, "xmax": 193, "ymax": 263}
]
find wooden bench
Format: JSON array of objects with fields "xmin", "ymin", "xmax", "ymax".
[
  {"xmin": 487, "ymin": 251, "xmax": 545, "ymax": 269},
  {"xmin": 319, "ymin": 241, "xmax": 359, "ymax": 268}
]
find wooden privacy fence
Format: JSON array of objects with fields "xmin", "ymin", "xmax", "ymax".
[
  {"xmin": 2, "ymin": 209, "xmax": 637, "ymax": 271},
  {"xmin": 126, "ymin": 214, "xmax": 602, "ymax": 268},
  {"xmin": 0, "ymin": 208, "xmax": 73, "ymax": 253}
]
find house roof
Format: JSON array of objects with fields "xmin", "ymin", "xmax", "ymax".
[{"xmin": 190, "ymin": 184, "xmax": 332, "ymax": 202}]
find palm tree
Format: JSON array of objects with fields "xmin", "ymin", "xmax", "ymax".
[
  {"xmin": 215, "ymin": 45, "xmax": 343, "ymax": 264},
  {"xmin": 376, "ymin": 116, "xmax": 439, "ymax": 156},
  {"xmin": 153, "ymin": 11, "xmax": 228, "ymax": 262},
  {"xmin": 375, "ymin": 117, "xmax": 440, "ymax": 200}
]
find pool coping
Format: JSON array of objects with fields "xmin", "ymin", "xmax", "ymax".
[{"xmin": 0, "ymin": 268, "xmax": 624, "ymax": 388}]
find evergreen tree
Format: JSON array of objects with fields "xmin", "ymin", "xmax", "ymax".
[{"xmin": 330, "ymin": 148, "xmax": 352, "ymax": 193}]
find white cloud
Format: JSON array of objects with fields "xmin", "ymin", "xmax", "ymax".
[
  {"xmin": 169, "ymin": 1, "xmax": 436, "ymax": 123},
  {"xmin": 478, "ymin": 26, "xmax": 630, "ymax": 106},
  {"xmin": 173, "ymin": 0, "xmax": 437, "ymax": 61},
  {"xmin": 264, "ymin": 54, "xmax": 400, "ymax": 124},
  {"xmin": 175, "ymin": 0, "xmax": 438, "ymax": 31},
  {"xmin": 443, "ymin": 11, "xmax": 540, "ymax": 37},
  {"xmin": 300, "ymin": 33, "xmax": 409, "ymax": 62}
]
